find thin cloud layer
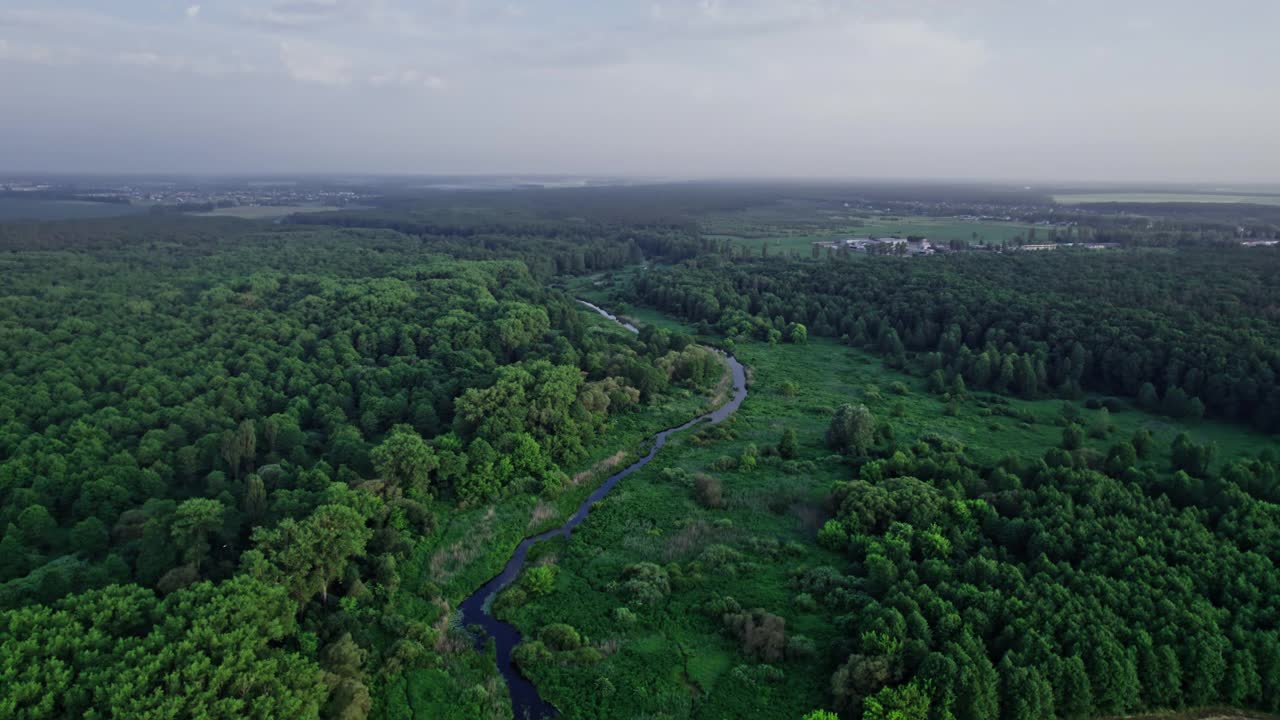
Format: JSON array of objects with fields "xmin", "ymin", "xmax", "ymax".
[{"xmin": 0, "ymin": 0, "xmax": 1276, "ymax": 180}]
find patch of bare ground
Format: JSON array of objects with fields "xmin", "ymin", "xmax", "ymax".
[
  {"xmin": 433, "ymin": 598, "xmax": 471, "ymax": 654},
  {"xmin": 429, "ymin": 507, "xmax": 496, "ymax": 583},
  {"xmin": 528, "ymin": 499, "xmax": 559, "ymax": 528},
  {"xmin": 571, "ymin": 450, "xmax": 628, "ymax": 488},
  {"xmin": 704, "ymin": 351, "xmax": 735, "ymax": 412}
]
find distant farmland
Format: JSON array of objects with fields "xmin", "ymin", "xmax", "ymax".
[{"xmin": 1054, "ymin": 192, "xmax": 1280, "ymax": 206}]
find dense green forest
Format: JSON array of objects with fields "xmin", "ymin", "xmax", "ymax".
[
  {"xmin": 629, "ymin": 249, "xmax": 1280, "ymax": 431},
  {"xmin": 0, "ymin": 218, "xmax": 719, "ymax": 718},
  {"xmin": 1, "ymin": 185, "xmax": 1278, "ymax": 720}
]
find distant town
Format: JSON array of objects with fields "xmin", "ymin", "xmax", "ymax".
[{"xmin": 811, "ymin": 236, "xmax": 1130, "ymax": 256}]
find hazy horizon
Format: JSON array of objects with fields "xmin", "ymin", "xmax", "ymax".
[{"xmin": 3, "ymin": 1, "xmax": 1277, "ymax": 182}]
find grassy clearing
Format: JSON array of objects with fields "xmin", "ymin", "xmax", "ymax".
[
  {"xmin": 1054, "ymin": 193, "xmax": 1280, "ymax": 206},
  {"xmin": 492, "ymin": 303, "xmax": 1278, "ymax": 718}
]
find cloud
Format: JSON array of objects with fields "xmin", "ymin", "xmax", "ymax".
[
  {"xmin": 368, "ymin": 68, "xmax": 446, "ymax": 90},
  {"xmin": 3, "ymin": 0, "xmax": 1276, "ymax": 180},
  {"xmin": 0, "ymin": 38, "xmax": 78, "ymax": 65},
  {"xmin": 240, "ymin": 0, "xmax": 376, "ymax": 30},
  {"xmin": 278, "ymin": 39, "xmax": 353, "ymax": 85}
]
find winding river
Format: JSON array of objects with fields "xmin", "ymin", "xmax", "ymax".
[{"xmin": 458, "ymin": 301, "xmax": 748, "ymax": 720}]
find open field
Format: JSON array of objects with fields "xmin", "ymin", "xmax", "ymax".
[
  {"xmin": 191, "ymin": 204, "xmax": 350, "ymax": 219},
  {"xmin": 1054, "ymin": 193, "xmax": 1280, "ymax": 206},
  {"xmin": 0, "ymin": 198, "xmax": 147, "ymax": 221}
]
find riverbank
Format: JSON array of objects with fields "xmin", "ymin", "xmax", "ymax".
[{"xmin": 455, "ymin": 302, "xmax": 748, "ymax": 719}]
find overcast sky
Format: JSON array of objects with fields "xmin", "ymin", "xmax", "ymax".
[{"xmin": 1, "ymin": 0, "xmax": 1276, "ymax": 181}]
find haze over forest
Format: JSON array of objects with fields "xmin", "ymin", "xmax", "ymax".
[
  {"xmin": 2, "ymin": 0, "xmax": 1278, "ymax": 181},
  {"xmin": 5, "ymin": 3, "xmax": 1280, "ymax": 720}
]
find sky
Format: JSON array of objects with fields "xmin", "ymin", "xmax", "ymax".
[{"xmin": 1, "ymin": 0, "xmax": 1277, "ymax": 182}]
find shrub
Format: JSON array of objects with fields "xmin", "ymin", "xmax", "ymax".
[
  {"xmin": 825, "ymin": 404, "xmax": 876, "ymax": 455},
  {"xmin": 1062, "ymin": 423, "xmax": 1085, "ymax": 450},
  {"xmin": 1132, "ymin": 428, "xmax": 1154, "ymax": 458},
  {"xmin": 595, "ymin": 677, "xmax": 616, "ymax": 697},
  {"xmin": 778, "ymin": 428, "xmax": 799, "ymax": 459},
  {"xmin": 619, "ymin": 562, "xmax": 670, "ymax": 606},
  {"xmin": 494, "ymin": 586, "xmax": 529, "ymax": 613},
  {"xmin": 1090, "ymin": 408, "xmax": 1112, "ymax": 439},
  {"xmin": 694, "ymin": 474, "xmax": 725, "ymax": 508},
  {"xmin": 780, "ymin": 380, "xmax": 800, "ymax": 397},
  {"xmin": 782, "ymin": 459, "xmax": 816, "ymax": 475},
  {"xmin": 661, "ymin": 466, "xmax": 690, "ymax": 484},
  {"xmin": 569, "ymin": 646, "xmax": 605, "ymax": 663},
  {"xmin": 523, "ymin": 565, "xmax": 558, "ymax": 596},
  {"xmin": 512, "ymin": 640, "xmax": 553, "ymax": 668},
  {"xmin": 730, "ymin": 663, "xmax": 786, "ymax": 684},
  {"xmin": 1172, "ymin": 432, "xmax": 1215, "ymax": 477},
  {"xmin": 724, "ymin": 608, "xmax": 787, "ymax": 662},
  {"xmin": 817, "ymin": 520, "xmax": 848, "ymax": 551},
  {"xmin": 613, "ymin": 607, "xmax": 638, "ymax": 624},
  {"xmin": 711, "ymin": 455, "xmax": 738, "ymax": 471},
  {"xmin": 794, "ymin": 592, "xmax": 819, "ymax": 612},
  {"xmin": 1044, "ymin": 448, "xmax": 1074, "ymax": 469},
  {"xmin": 539, "ymin": 623, "xmax": 582, "ymax": 651},
  {"xmin": 701, "ymin": 544, "xmax": 743, "ymax": 570},
  {"xmin": 704, "ymin": 594, "xmax": 743, "ymax": 617}
]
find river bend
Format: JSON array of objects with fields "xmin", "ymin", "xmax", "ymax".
[{"xmin": 457, "ymin": 302, "xmax": 748, "ymax": 719}]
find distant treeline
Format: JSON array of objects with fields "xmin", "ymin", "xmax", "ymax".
[{"xmin": 291, "ymin": 209, "xmax": 711, "ymax": 276}]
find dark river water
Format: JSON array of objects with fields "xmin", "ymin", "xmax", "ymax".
[{"xmin": 457, "ymin": 302, "xmax": 748, "ymax": 719}]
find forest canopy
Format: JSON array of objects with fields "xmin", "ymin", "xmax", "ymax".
[{"xmin": 1, "ymin": 188, "xmax": 1278, "ymax": 720}]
